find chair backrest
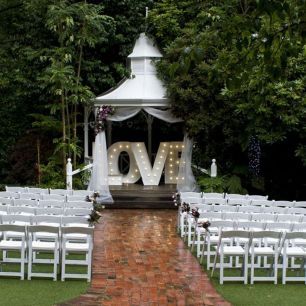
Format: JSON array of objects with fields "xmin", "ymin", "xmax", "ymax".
[
  {"xmin": 199, "ymin": 212, "xmax": 223, "ymax": 221},
  {"xmin": 0, "ymin": 206, "xmax": 8, "ymax": 213},
  {"xmin": 223, "ymin": 212, "xmax": 250, "ymax": 221},
  {"xmin": 204, "ymin": 198, "xmax": 227, "ymax": 205},
  {"xmin": 61, "ymin": 226, "xmax": 94, "ymax": 236},
  {"xmin": 237, "ymin": 206, "xmax": 262, "ymax": 213},
  {"xmin": 252, "ymin": 230, "xmax": 282, "ymax": 240},
  {"xmin": 251, "ymin": 213, "xmax": 276, "ymax": 222},
  {"xmin": 220, "ymin": 229, "xmax": 250, "ymax": 239},
  {"xmin": 13, "ymin": 199, "xmax": 38, "ymax": 207},
  {"xmin": 35, "ymin": 207, "xmax": 64, "ymax": 216},
  {"xmin": 247, "ymin": 195, "xmax": 268, "ymax": 200},
  {"xmin": 251, "ymin": 200, "xmax": 274, "ymax": 207},
  {"xmin": 225, "ymin": 193, "xmax": 247, "ymax": 200},
  {"xmin": 211, "ymin": 205, "xmax": 237, "ymax": 213},
  {"xmin": 273, "ymin": 200, "xmax": 295, "ymax": 208},
  {"xmin": 27, "ymin": 187, "xmax": 49, "ymax": 195},
  {"xmin": 294, "ymin": 201, "xmax": 306, "ymax": 208},
  {"xmin": 0, "ymin": 191, "xmax": 18, "ymax": 199},
  {"xmin": 9, "ymin": 206, "xmax": 36, "ymax": 215},
  {"xmin": 236, "ymin": 221, "xmax": 266, "ymax": 231},
  {"xmin": 49, "ymin": 189, "xmax": 72, "ymax": 196},
  {"xmin": 180, "ymin": 197, "xmax": 202, "ymax": 204},
  {"xmin": 227, "ymin": 198, "xmax": 251, "ymax": 206},
  {"xmin": 261, "ymin": 206, "xmax": 288, "ymax": 214},
  {"xmin": 265, "ymin": 222, "xmax": 292, "ymax": 232},
  {"xmin": 72, "ymin": 190, "xmax": 93, "ymax": 196},
  {"xmin": 1, "ymin": 214, "xmax": 32, "ymax": 225},
  {"xmin": 64, "ymin": 208, "xmax": 91, "ymax": 216},
  {"xmin": 292, "ymin": 222, "xmax": 306, "ymax": 231},
  {"xmin": 19, "ymin": 193, "xmax": 40, "ymax": 200},
  {"xmin": 32, "ymin": 215, "xmax": 62, "ymax": 226},
  {"xmin": 209, "ymin": 220, "xmax": 235, "ymax": 230},
  {"xmin": 276, "ymin": 214, "xmax": 301, "ymax": 223},
  {"xmin": 288, "ymin": 208, "xmax": 306, "ymax": 215},
  {"xmin": 38, "ymin": 200, "xmax": 65, "ymax": 208},
  {"xmin": 193, "ymin": 204, "xmax": 212, "ymax": 213},
  {"xmin": 28, "ymin": 225, "xmax": 60, "ymax": 235},
  {"xmin": 61, "ymin": 216, "xmax": 89, "ymax": 226},
  {"xmin": 0, "ymin": 197, "xmax": 13, "ymax": 205},
  {"xmin": 0, "ymin": 224, "xmax": 26, "ymax": 233},
  {"xmin": 202, "ymin": 192, "xmax": 224, "ymax": 199},
  {"xmin": 284, "ymin": 231, "xmax": 306, "ymax": 241},
  {"xmin": 5, "ymin": 186, "xmax": 26, "ymax": 193},
  {"xmin": 66, "ymin": 195, "xmax": 87, "ymax": 202},
  {"xmin": 41, "ymin": 194, "xmax": 66, "ymax": 201}
]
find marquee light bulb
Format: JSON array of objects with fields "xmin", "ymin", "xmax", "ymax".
[
  {"xmin": 170, "ymin": 145, "xmax": 173, "ymax": 148},
  {"xmin": 137, "ymin": 143, "xmax": 140, "ymax": 147},
  {"xmin": 113, "ymin": 149, "xmax": 117, "ymax": 152},
  {"xmin": 175, "ymin": 145, "xmax": 178, "ymax": 148},
  {"xmin": 119, "ymin": 145, "xmax": 122, "ymax": 148}
]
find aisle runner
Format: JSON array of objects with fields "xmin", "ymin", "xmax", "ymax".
[{"xmin": 59, "ymin": 210, "xmax": 230, "ymax": 306}]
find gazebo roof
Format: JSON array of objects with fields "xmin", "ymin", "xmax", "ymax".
[{"xmin": 95, "ymin": 33, "xmax": 168, "ymax": 107}]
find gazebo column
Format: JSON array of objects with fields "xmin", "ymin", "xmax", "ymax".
[
  {"xmin": 107, "ymin": 120, "xmax": 112, "ymax": 147},
  {"xmin": 84, "ymin": 106, "xmax": 89, "ymax": 161},
  {"xmin": 146, "ymin": 114, "xmax": 154, "ymax": 161}
]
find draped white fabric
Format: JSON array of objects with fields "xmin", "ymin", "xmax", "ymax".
[
  {"xmin": 177, "ymin": 134, "xmax": 200, "ymax": 192},
  {"xmin": 107, "ymin": 107, "xmax": 183, "ymax": 123},
  {"xmin": 87, "ymin": 131, "xmax": 113, "ymax": 203}
]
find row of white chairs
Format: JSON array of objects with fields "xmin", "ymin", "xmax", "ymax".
[
  {"xmin": 0, "ymin": 191, "xmax": 90, "ymax": 202},
  {"xmin": 180, "ymin": 191, "xmax": 268, "ymax": 200},
  {"xmin": 0, "ymin": 224, "xmax": 93, "ymax": 281},
  {"xmin": 0, "ymin": 206, "xmax": 92, "ymax": 217},
  {"xmin": 5, "ymin": 186, "xmax": 92, "ymax": 197},
  {"xmin": 0, "ymin": 198, "xmax": 93, "ymax": 209},
  {"xmin": 210, "ymin": 229, "xmax": 306, "ymax": 285}
]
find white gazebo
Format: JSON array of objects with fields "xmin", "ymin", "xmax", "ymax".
[{"xmin": 83, "ymin": 33, "xmax": 176, "ymax": 160}]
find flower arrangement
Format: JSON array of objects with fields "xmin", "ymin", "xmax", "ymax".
[
  {"xmin": 172, "ymin": 192, "xmax": 181, "ymax": 207},
  {"xmin": 86, "ymin": 192, "xmax": 105, "ymax": 225},
  {"xmin": 191, "ymin": 208, "xmax": 200, "ymax": 219},
  {"xmin": 199, "ymin": 219, "xmax": 211, "ymax": 232},
  {"xmin": 94, "ymin": 105, "xmax": 115, "ymax": 134},
  {"xmin": 181, "ymin": 202, "xmax": 190, "ymax": 213}
]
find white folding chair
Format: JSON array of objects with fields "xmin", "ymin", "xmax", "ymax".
[
  {"xmin": 200, "ymin": 220, "xmax": 235, "ymax": 269},
  {"xmin": 249, "ymin": 231, "xmax": 282, "ymax": 284},
  {"xmin": 211, "ymin": 205, "xmax": 237, "ymax": 213},
  {"xmin": 225, "ymin": 194, "xmax": 247, "ymax": 200},
  {"xmin": 0, "ymin": 224, "xmax": 26, "ymax": 279},
  {"xmin": 212, "ymin": 230, "xmax": 250, "ymax": 284},
  {"xmin": 72, "ymin": 190, "xmax": 93, "ymax": 196},
  {"xmin": 222, "ymin": 212, "xmax": 251, "ymax": 221},
  {"xmin": 67, "ymin": 195, "xmax": 88, "ymax": 202},
  {"xmin": 251, "ymin": 200, "xmax": 274, "ymax": 207},
  {"xmin": 288, "ymin": 208, "xmax": 306, "ymax": 215},
  {"xmin": 61, "ymin": 226, "xmax": 94, "ymax": 282},
  {"xmin": 0, "ymin": 206, "xmax": 8, "ymax": 216},
  {"xmin": 261, "ymin": 206, "xmax": 288, "ymax": 214},
  {"xmin": 227, "ymin": 198, "xmax": 252, "ymax": 207},
  {"xmin": 27, "ymin": 225, "xmax": 60, "ymax": 281},
  {"xmin": 251, "ymin": 213, "xmax": 276, "ymax": 223},
  {"xmin": 204, "ymin": 198, "xmax": 227, "ymax": 205},
  {"xmin": 0, "ymin": 191, "xmax": 18, "ymax": 199},
  {"xmin": 276, "ymin": 214, "xmax": 302, "ymax": 223},
  {"xmin": 281, "ymin": 232, "xmax": 306, "ymax": 284}
]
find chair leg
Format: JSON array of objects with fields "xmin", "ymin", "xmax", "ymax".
[
  {"xmin": 61, "ymin": 249, "xmax": 65, "ymax": 281},
  {"xmin": 20, "ymin": 248, "xmax": 25, "ymax": 280},
  {"xmin": 53, "ymin": 249, "xmax": 58, "ymax": 281},
  {"xmin": 282, "ymin": 255, "xmax": 287, "ymax": 284},
  {"xmin": 244, "ymin": 253, "xmax": 248, "ymax": 284},
  {"xmin": 274, "ymin": 254, "xmax": 278, "ymax": 284},
  {"xmin": 250, "ymin": 252, "xmax": 255, "ymax": 285},
  {"xmin": 87, "ymin": 249, "xmax": 92, "ymax": 282},
  {"xmin": 220, "ymin": 252, "xmax": 224, "ymax": 284},
  {"xmin": 27, "ymin": 247, "xmax": 32, "ymax": 280}
]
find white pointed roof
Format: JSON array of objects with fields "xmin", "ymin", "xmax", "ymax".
[{"xmin": 95, "ymin": 33, "xmax": 168, "ymax": 107}]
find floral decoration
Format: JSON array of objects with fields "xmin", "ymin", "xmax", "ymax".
[
  {"xmin": 172, "ymin": 192, "xmax": 181, "ymax": 207},
  {"xmin": 86, "ymin": 192, "xmax": 105, "ymax": 225},
  {"xmin": 181, "ymin": 202, "xmax": 190, "ymax": 213},
  {"xmin": 94, "ymin": 105, "xmax": 115, "ymax": 134}
]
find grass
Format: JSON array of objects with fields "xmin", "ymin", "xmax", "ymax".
[
  {"xmin": 188, "ymin": 237, "xmax": 306, "ymax": 306},
  {"xmin": 0, "ymin": 251, "xmax": 89, "ymax": 306}
]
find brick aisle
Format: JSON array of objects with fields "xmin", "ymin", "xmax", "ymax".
[{"xmin": 59, "ymin": 209, "xmax": 230, "ymax": 306}]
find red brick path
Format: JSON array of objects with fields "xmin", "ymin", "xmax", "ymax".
[{"xmin": 59, "ymin": 209, "xmax": 230, "ymax": 306}]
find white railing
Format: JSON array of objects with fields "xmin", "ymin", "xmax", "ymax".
[{"xmin": 66, "ymin": 158, "xmax": 93, "ymax": 190}]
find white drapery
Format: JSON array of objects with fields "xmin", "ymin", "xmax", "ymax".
[
  {"xmin": 87, "ymin": 131, "xmax": 113, "ymax": 203},
  {"xmin": 177, "ymin": 135, "xmax": 200, "ymax": 192}
]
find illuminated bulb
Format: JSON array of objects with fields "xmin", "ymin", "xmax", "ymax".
[
  {"xmin": 182, "ymin": 177, "xmax": 185, "ymax": 180},
  {"xmin": 170, "ymin": 171, "xmax": 173, "ymax": 174},
  {"xmin": 170, "ymin": 152, "xmax": 173, "ymax": 155},
  {"xmin": 126, "ymin": 145, "xmax": 129, "ymax": 148},
  {"xmin": 160, "ymin": 156, "xmax": 163, "ymax": 159},
  {"xmin": 170, "ymin": 164, "xmax": 173, "ymax": 167},
  {"xmin": 141, "ymin": 155, "xmax": 144, "ymax": 159},
  {"xmin": 170, "ymin": 158, "xmax": 173, "ymax": 161},
  {"xmin": 113, "ymin": 149, "xmax": 117, "ymax": 152},
  {"xmin": 131, "ymin": 175, "xmax": 134, "ymax": 178},
  {"xmin": 148, "ymin": 174, "xmax": 150, "ymax": 177},
  {"xmin": 176, "ymin": 161, "xmax": 180, "ymax": 164},
  {"xmin": 110, "ymin": 155, "xmax": 113, "ymax": 158},
  {"xmin": 182, "ymin": 145, "xmax": 185, "ymax": 148},
  {"xmin": 176, "ymin": 177, "xmax": 178, "ymax": 180},
  {"xmin": 119, "ymin": 145, "xmax": 122, "ymax": 148},
  {"xmin": 156, "ymin": 167, "xmax": 160, "ymax": 170},
  {"xmin": 139, "ymin": 150, "xmax": 142, "ymax": 153},
  {"xmin": 162, "ymin": 150, "xmax": 165, "ymax": 153},
  {"xmin": 109, "ymin": 162, "xmax": 112, "ymax": 165},
  {"xmin": 163, "ymin": 144, "xmax": 167, "ymax": 147},
  {"xmin": 135, "ymin": 169, "xmax": 138, "ymax": 172},
  {"xmin": 170, "ymin": 145, "xmax": 173, "ymax": 148},
  {"xmin": 144, "ymin": 167, "xmax": 148, "ymax": 170},
  {"xmin": 175, "ymin": 145, "xmax": 178, "ymax": 148},
  {"xmin": 154, "ymin": 174, "xmax": 157, "ymax": 177},
  {"xmin": 158, "ymin": 161, "xmax": 161, "ymax": 164},
  {"xmin": 137, "ymin": 143, "xmax": 140, "ymax": 147},
  {"xmin": 170, "ymin": 177, "xmax": 173, "ymax": 180}
]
